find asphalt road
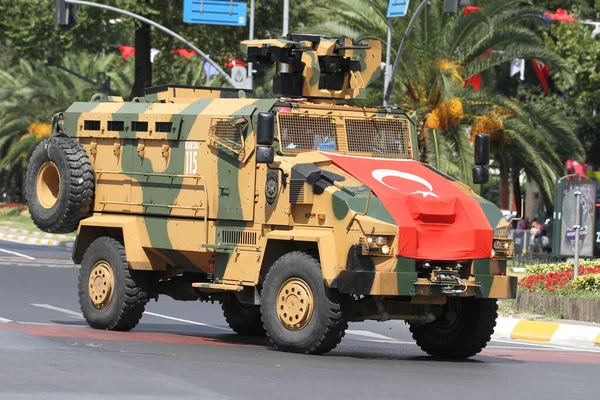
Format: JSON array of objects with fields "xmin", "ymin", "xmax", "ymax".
[{"xmin": 1, "ymin": 239, "xmax": 600, "ymax": 400}]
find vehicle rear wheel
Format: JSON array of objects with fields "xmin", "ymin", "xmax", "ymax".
[
  {"xmin": 409, "ymin": 297, "xmax": 497, "ymax": 358},
  {"xmin": 78, "ymin": 237, "xmax": 149, "ymax": 331},
  {"xmin": 260, "ymin": 251, "xmax": 349, "ymax": 354},
  {"xmin": 25, "ymin": 135, "xmax": 94, "ymax": 233},
  {"xmin": 221, "ymin": 296, "xmax": 266, "ymax": 336}
]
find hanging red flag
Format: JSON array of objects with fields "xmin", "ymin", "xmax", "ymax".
[
  {"xmin": 464, "ymin": 74, "xmax": 482, "ymax": 91},
  {"xmin": 531, "ymin": 60, "xmax": 550, "ymax": 96},
  {"xmin": 225, "ymin": 58, "xmax": 247, "ymax": 69},
  {"xmin": 463, "ymin": 6, "xmax": 483, "ymax": 17},
  {"xmin": 170, "ymin": 49, "xmax": 197, "ymax": 59},
  {"xmin": 463, "ymin": 50, "xmax": 492, "ymax": 91},
  {"xmin": 544, "ymin": 8, "xmax": 578, "ymax": 23},
  {"xmin": 118, "ymin": 45, "xmax": 135, "ymax": 59}
]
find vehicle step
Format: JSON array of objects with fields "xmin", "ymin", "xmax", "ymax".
[{"xmin": 192, "ymin": 282, "xmax": 244, "ymax": 292}]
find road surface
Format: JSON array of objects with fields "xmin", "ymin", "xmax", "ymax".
[{"xmin": 0, "ymin": 239, "xmax": 599, "ymax": 400}]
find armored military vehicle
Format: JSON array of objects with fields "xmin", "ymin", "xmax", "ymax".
[{"xmin": 25, "ymin": 34, "xmax": 515, "ymax": 357}]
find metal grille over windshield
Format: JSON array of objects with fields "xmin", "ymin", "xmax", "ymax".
[{"xmin": 277, "ymin": 113, "xmax": 412, "ymax": 159}]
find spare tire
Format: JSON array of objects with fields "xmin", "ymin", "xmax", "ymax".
[{"xmin": 25, "ymin": 135, "xmax": 95, "ymax": 233}]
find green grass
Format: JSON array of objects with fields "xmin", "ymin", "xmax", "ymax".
[{"xmin": 0, "ymin": 210, "xmax": 75, "ymax": 237}]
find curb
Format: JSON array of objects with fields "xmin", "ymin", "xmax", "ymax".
[
  {"xmin": 494, "ymin": 316, "xmax": 600, "ymax": 347},
  {"xmin": 0, "ymin": 232, "xmax": 74, "ymax": 248}
]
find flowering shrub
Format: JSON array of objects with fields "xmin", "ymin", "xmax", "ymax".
[
  {"xmin": 573, "ymin": 274, "xmax": 600, "ymax": 292},
  {"xmin": 519, "ymin": 265, "xmax": 600, "ymax": 294},
  {"xmin": 524, "ymin": 259, "xmax": 598, "ymax": 276}
]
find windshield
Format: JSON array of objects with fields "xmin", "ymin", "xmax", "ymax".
[{"xmin": 277, "ymin": 113, "xmax": 413, "ymax": 159}]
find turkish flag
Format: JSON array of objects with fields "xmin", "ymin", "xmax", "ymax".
[
  {"xmin": 532, "ymin": 60, "xmax": 550, "ymax": 96},
  {"xmin": 322, "ymin": 153, "xmax": 493, "ymax": 260},
  {"xmin": 118, "ymin": 45, "xmax": 135, "ymax": 59},
  {"xmin": 170, "ymin": 49, "xmax": 197, "ymax": 59},
  {"xmin": 544, "ymin": 8, "xmax": 578, "ymax": 23},
  {"xmin": 463, "ymin": 6, "xmax": 483, "ymax": 17}
]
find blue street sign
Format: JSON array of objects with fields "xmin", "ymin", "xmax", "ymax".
[
  {"xmin": 387, "ymin": 0, "xmax": 410, "ymax": 18},
  {"xmin": 183, "ymin": 0, "xmax": 247, "ymax": 26}
]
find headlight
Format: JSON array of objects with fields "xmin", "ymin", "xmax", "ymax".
[
  {"xmin": 493, "ymin": 226, "xmax": 510, "ymax": 238},
  {"xmin": 493, "ymin": 240, "xmax": 510, "ymax": 250},
  {"xmin": 360, "ymin": 236, "xmax": 394, "ymax": 256}
]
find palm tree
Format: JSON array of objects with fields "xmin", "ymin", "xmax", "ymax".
[
  {"xmin": 0, "ymin": 52, "xmax": 134, "ymax": 203},
  {"xmin": 310, "ymin": 0, "xmax": 584, "ymax": 213}
]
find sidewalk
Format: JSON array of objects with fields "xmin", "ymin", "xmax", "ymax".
[
  {"xmin": 0, "ymin": 227, "xmax": 75, "ymax": 248},
  {"xmin": 494, "ymin": 315, "xmax": 600, "ymax": 348}
]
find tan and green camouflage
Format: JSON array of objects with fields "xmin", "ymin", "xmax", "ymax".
[{"xmin": 57, "ymin": 35, "xmax": 515, "ymax": 323}]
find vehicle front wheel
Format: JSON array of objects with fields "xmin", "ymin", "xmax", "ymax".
[
  {"xmin": 260, "ymin": 251, "xmax": 349, "ymax": 355},
  {"xmin": 409, "ymin": 297, "xmax": 497, "ymax": 358},
  {"xmin": 78, "ymin": 236, "xmax": 149, "ymax": 331}
]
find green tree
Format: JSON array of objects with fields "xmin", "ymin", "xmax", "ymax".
[
  {"xmin": 0, "ymin": 0, "xmax": 328, "ymax": 97},
  {"xmin": 310, "ymin": 0, "xmax": 584, "ymax": 213}
]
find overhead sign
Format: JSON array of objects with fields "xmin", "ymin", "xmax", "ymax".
[
  {"xmin": 387, "ymin": 0, "xmax": 410, "ymax": 18},
  {"xmin": 183, "ymin": 0, "xmax": 247, "ymax": 26}
]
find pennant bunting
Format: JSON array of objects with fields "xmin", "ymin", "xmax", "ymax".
[
  {"xmin": 531, "ymin": 60, "xmax": 550, "ymax": 96},
  {"xmin": 510, "ymin": 58, "xmax": 525, "ymax": 81},
  {"xmin": 463, "ymin": 6, "xmax": 483, "ymax": 17},
  {"xmin": 118, "ymin": 45, "xmax": 135, "ymax": 59}
]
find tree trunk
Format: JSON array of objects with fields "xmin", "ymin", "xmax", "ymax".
[
  {"xmin": 130, "ymin": 22, "xmax": 152, "ymax": 99},
  {"xmin": 511, "ymin": 167, "xmax": 522, "ymax": 218},
  {"xmin": 499, "ymin": 163, "xmax": 509, "ymax": 210}
]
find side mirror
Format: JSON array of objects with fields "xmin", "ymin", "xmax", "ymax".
[
  {"xmin": 257, "ymin": 112, "xmax": 275, "ymax": 145},
  {"xmin": 256, "ymin": 146, "xmax": 274, "ymax": 164},
  {"xmin": 472, "ymin": 166, "xmax": 489, "ymax": 185},
  {"xmin": 474, "ymin": 133, "xmax": 490, "ymax": 166}
]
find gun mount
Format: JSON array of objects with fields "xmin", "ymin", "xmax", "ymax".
[{"xmin": 241, "ymin": 34, "xmax": 382, "ymax": 101}]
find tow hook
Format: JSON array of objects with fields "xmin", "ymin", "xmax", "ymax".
[{"xmin": 431, "ymin": 267, "xmax": 468, "ymax": 296}]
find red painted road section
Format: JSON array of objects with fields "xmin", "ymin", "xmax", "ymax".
[
  {"xmin": 2, "ymin": 322, "xmax": 600, "ymax": 364},
  {"xmin": 0, "ymin": 322, "xmax": 255, "ymax": 347}
]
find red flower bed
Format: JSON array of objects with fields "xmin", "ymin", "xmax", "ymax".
[{"xmin": 519, "ymin": 265, "xmax": 600, "ymax": 293}]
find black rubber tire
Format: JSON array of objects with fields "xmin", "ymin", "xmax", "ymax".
[
  {"xmin": 260, "ymin": 251, "xmax": 349, "ymax": 355},
  {"xmin": 221, "ymin": 296, "xmax": 266, "ymax": 336},
  {"xmin": 78, "ymin": 236, "xmax": 149, "ymax": 331},
  {"xmin": 25, "ymin": 135, "xmax": 94, "ymax": 233},
  {"xmin": 409, "ymin": 298, "xmax": 498, "ymax": 358}
]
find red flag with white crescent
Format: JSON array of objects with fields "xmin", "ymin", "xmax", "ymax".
[{"xmin": 321, "ymin": 153, "xmax": 493, "ymax": 260}]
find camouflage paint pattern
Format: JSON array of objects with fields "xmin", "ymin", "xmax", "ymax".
[{"xmin": 60, "ymin": 36, "xmax": 515, "ymax": 326}]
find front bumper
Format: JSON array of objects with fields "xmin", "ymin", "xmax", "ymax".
[{"xmin": 334, "ymin": 270, "xmax": 517, "ymax": 299}]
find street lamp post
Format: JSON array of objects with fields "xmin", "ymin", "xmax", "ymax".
[{"xmin": 62, "ymin": 0, "xmax": 239, "ymax": 88}]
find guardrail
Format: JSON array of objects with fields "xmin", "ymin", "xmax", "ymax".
[{"xmin": 509, "ymin": 229, "xmax": 562, "ymax": 267}]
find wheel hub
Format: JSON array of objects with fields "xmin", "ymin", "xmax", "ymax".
[
  {"xmin": 36, "ymin": 162, "xmax": 61, "ymax": 209},
  {"xmin": 88, "ymin": 261, "xmax": 114, "ymax": 309},
  {"xmin": 276, "ymin": 278, "xmax": 314, "ymax": 330}
]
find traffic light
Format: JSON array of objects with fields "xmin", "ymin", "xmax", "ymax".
[
  {"xmin": 55, "ymin": 0, "xmax": 77, "ymax": 29},
  {"xmin": 443, "ymin": 0, "xmax": 470, "ymax": 14}
]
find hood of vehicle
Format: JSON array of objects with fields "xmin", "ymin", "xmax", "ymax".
[{"xmin": 321, "ymin": 153, "xmax": 493, "ymax": 260}]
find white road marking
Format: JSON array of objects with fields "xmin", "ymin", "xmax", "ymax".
[
  {"xmin": 490, "ymin": 338, "xmax": 600, "ymax": 353},
  {"xmin": 30, "ymin": 303, "xmax": 84, "ymax": 319},
  {"xmin": 0, "ymin": 262, "xmax": 78, "ymax": 268},
  {"xmin": 346, "ymin": 329, "xmax": 400, "ymax": 342},
  {"xmin": 0, "ymin": 248, "xmax": 35, "ymax": 260},
  {"xmin": 143, "ymin": 311, "xmax": 231, "ymax": 331},
  {"xmin": 0, "ymin": 316, "xmax": 12, "ymax": 323}
]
